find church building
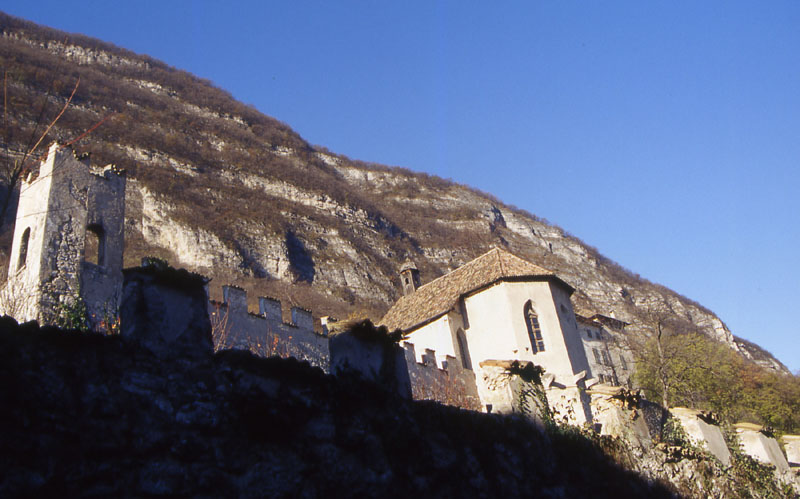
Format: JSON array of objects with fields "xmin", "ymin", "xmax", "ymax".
[{"xmin": 381, "ymin": 248, "xmax": 593, "ymax": 390}]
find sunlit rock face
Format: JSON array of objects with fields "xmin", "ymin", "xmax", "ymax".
[{"xmin": 0, "ymin": 14, "xmax": 786, "ymax": 372}]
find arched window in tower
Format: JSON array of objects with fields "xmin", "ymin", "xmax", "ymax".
[
  {"xmin": 84, "ymin": 224, "xmax": 105, "ymax": 266},
  {"xmin": 456, "ymin": 328, "xmax": 472, "ymax": 370},
  {"xmin": 524, "ymin": 300, "xmax": 545, "ymax": 353},
  {"xmin": 17, "ymin": 228, "xmax": 30, "ymax": 271}
]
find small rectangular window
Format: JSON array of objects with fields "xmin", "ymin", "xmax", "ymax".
[{"xmin": 84, "ymin": 224, "xmax": 105, "ymax": 266}]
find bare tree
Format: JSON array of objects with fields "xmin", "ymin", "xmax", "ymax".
[
  {"xmin": 0, "ymin": 275, "xmax": 35, "ymax": 320},
  {"xmin": 210, "ymin": 302, "xmax": 231, "ymax": 351},
  {"xmin": 628, "ymin": 301, "xmax": 730, "ymax": 411},
  {"xmin": 0, "ymin": 72, "xmax": 81, "ymax": 227},
  {"xmin": 0, "ymin": 71, "xmax": 111, "ymax": 229}
]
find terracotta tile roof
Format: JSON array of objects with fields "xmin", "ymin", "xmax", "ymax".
[
  {"xmin": 380, "ymin": 248, "xmax": 573, "ymax": 333},
  {"xmin": 575, "ymin": 311, "xmax": 629, "ymax": 329}
]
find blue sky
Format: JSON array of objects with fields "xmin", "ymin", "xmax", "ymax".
[{"xmin": 4, "ymin": 2, "xmax": 799, "ymax": 372}]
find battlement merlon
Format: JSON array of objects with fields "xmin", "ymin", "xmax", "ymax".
[
  {"xmin": 291, "ymin": 307, "xmax": 313, "ymax": 331},
  {"xmin": 218, "ymin": 284, "xmax": 317, "ymax": 330},
  {"xmin": 402, "ymin": 342, "xmax": 458, "ymax": 371},
  {"xmin": 221, "ymin": 285, "xmax": 247, "ymax": 312},
  {"xmin": 259, "ymin": 296, "xmax": 281, "ymax": 320}
]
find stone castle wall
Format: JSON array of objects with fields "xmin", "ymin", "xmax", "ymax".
[
  {"xmin": 403, "ymin": 342, "xmax": 482, "ymax": 411},
  {"xmin": 209, "ymin": 285, "xmax": 330, "ymax": 372}
]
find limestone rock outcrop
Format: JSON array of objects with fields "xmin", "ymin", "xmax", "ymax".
[{"xmin": 0, "ymin": 12, "xmax": 786, "ymax": 372}]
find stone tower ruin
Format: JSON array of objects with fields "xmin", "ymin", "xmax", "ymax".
[{"xmin": 2, "ymin": 143, "xmax": 126, "ymax": 327}]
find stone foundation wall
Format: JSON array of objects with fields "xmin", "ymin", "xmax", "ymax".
[
  {"xmin": 475, "ymin": 360, "xmax": 548, "ymax": 426},
  {"xmin": 589, "ymin": 386, "xmax": 652, "ymax": 451},
  {"xmin": 669, "ymin": 408, "xmax": 730, "ymax": 466},
  {"xmin": 734, "ymin": 424, "xmax": 791, "ymax": 473},
  {"xmin": 782, "ymin": 435, "xmax": 800, "ymax": 469}
]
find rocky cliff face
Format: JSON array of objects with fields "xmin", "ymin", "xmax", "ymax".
[{"xmin": 0, "ymin": 12, "xmax": 785, "ymax": 372}]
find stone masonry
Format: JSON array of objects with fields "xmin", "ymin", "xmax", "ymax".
[{"xmin": 1, "ymin": 143, "xmax": 125, "ymax": 328}]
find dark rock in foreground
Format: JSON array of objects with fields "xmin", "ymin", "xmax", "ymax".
[{"xmin": 0, "ymin": 318, "xmax": 672, "ymax": 498}]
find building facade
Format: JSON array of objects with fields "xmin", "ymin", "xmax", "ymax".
[
  {"xmin": 576, "ymin": 312, "xmax": 633, "ymax": 387},
  {"xmin": 381, "ymin": 248, "xmax": 611, "ymax": 419}
]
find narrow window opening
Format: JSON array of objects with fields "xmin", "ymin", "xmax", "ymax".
[
  {"xmin": 84, "ymin": 224, "xmax": 105, "ymax": 266},
  {"xmin": 456, "ymin": 328, "xmax": 472, "ymax": 370},
  {"xmin": 619, "ymin": 355, "xmax": 628, "ymax": 370},
  {"xmin": 602, "ymin": 350, "xmax": 611, "ymax": 366},
  {"xmin": 17, "ymin": 228, "xmax": 30, "ymax": 271},
  {"xmin": 593, "ymin": 348, "xmax": 602, "ymax": 364},
  {"xmin": 524, "ymin": 300, "xmax": 545, "ymax": 353}
]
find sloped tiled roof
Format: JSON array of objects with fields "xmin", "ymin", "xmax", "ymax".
[{"xmin": 380, "ymin": 248, "xmax": 573, "ymax": 333}]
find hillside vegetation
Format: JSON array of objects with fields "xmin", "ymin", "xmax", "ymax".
[{"xmin": 0, "ymin": 8, "xmax": 791, "ymax": 394}]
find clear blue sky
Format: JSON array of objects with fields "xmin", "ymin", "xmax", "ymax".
[{"xmin": 4, "ymin": 2, "xmax": 799, "ymax": 372}]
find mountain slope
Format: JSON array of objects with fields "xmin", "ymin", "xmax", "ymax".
[{"xmin": 0, "ymin": 12, "xmax": 786, "ymax": 373}]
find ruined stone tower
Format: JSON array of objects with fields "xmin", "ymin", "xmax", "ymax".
[{"xmin": 2, "ymin": 143, "xmax": 126, "ymax": 327}]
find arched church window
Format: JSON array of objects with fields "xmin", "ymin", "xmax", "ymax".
[
  {"xmin": 17, "ymin": 228, "xmax": 30, "ymax": 271},
  {"xmin": 524, "ymin": 300, "xmax": 545, "ymax": 353},
  {"xmin": 84, "ymin": 224, "xmax": 105, "ymax": 266},
  {"xmin": 456, "ymin": 328, "xmax": 472, "ymax": 370}
]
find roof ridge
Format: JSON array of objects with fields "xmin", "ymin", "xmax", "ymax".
[
  {"xmin": 410, "ymin": 257, "xmax": 464, "ymax": 293},
  {"xmin": 411, "ymin": 248, "xmax": 497, "ymax": 293},
  {"xmin": 381, "ymin": 248, "xmax": 569, "ymax": 332},
  {"xmin": 496, "ymin": 247, "xmax": 506, "ymax": 275}
]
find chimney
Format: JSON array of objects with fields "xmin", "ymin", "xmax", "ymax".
[{"xmin": 399, "ymin": 259, "xmax": 421, "ymax": 296}]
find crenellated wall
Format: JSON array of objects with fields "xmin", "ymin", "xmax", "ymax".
[
  {"xmin": 209, "ymin": 285, "xmax": 329, "ymax": 372},
  {"xmin": 403, "ymin": 342, "xmax": 481, "ymax": 411}
]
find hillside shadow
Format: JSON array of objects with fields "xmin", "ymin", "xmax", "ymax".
[{"xmin": 286, "ymin": 230, "xmax": 315, "ymax": 283}]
